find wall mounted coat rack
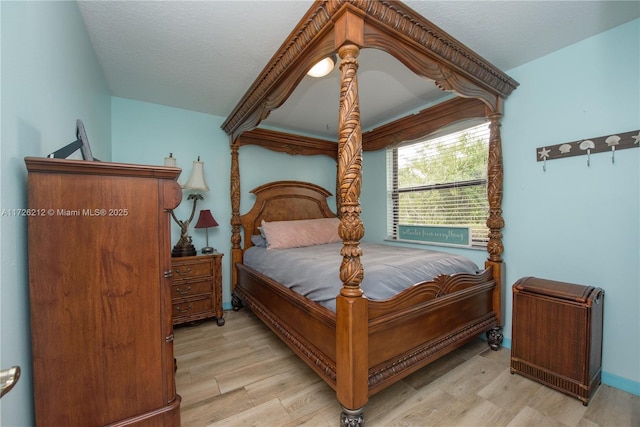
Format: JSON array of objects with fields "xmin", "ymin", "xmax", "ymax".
[{"xmin": 536, "ymin": 129, "xmax": 639, "ymax": 170}]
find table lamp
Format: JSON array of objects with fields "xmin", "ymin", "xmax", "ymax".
[
  {"xmin": 169, "ymin": 155, "xmax": 209, "ymax": 257},
  {"xmin": 194, "ymin": 209, "xmax": 219, "ymax": 254}
]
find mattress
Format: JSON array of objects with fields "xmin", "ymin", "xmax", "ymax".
[{"xmin": 243, "ymin": 242, "xmax": 480, "ymax": 311}]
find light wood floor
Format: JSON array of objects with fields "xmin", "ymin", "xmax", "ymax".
[{"xmin": 174, "ymin": 310, "xmax": 638, "ymax": 427}]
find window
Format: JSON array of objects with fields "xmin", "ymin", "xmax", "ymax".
[{"xmin": 387, "ymin": 121, "xmax": 490, "ymax": 247}]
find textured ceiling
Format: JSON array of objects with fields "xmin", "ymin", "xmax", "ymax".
[{"xmin": 77, "ymin": 1, "xmax": 640, "ymax": 138}]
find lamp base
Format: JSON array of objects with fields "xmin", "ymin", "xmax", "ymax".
[
  {"xmin": 172, "ymin": 243, "xmax": 196, "ymax": 257},
  {"xmin": 201, "ymin": 246, "xmax": 215, "ymax": 254}
]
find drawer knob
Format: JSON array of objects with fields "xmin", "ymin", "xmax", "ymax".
[
  {"xmin": 176, "ymin": 286, "xmax": 192, "ymax": 295},
  {"xmin": 175, "ymin": 267, "xmax": 191, "ymax": 276},
  {"xmin": 175, "ymin": 304, "xmax": 193, "ymax": 313}
]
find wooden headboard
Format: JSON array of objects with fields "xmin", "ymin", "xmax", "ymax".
[{"xmin": 239, "ymin": 181, "xmax": 336, "ymax": 251}]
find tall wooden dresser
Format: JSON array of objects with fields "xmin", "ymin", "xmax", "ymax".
[{"xmin": 26, "ymin": 157, "xmax": 182, "ymax": 426}]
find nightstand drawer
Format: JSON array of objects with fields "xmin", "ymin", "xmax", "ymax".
[
  {"xmin": 172, "ymin": 261, "xmax": 212, "ymax": 279},
  {"xmin": 171, "ymin": 279, "xmax": 212, "ymax": 299},
  {"xmin": 172, "ymin": 298, "xmax": 213, "ymax": 318}
]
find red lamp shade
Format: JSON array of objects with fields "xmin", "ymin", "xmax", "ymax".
[
  {"xmin": 194, "ymin": 209, "xmax": 218, "ymax": 228},
  {"xmin": 194, "ymin": 209, "xmax": 218, "ymax": 254}
]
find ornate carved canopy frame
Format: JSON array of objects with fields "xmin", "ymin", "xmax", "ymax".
[{"xmin": 222, "ymin": 1, "xmax": 518, "ymax": 422}]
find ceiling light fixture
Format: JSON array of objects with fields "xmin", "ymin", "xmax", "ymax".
[{"xmin": 307, "ymin": 55, "xmax": 337, "ymax": 78}]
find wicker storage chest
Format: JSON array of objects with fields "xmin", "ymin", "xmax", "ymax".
[{"xmin": 510, "ymin": 277, "xmax": 604, "ymax": 405}]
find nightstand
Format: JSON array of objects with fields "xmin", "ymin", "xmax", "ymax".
[{"xmin": 171, "ymin": 253, "xmax": 224, "ymax": 326}]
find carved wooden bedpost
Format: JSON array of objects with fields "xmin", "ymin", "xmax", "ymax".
[
  {"xmin": 486, "ymin": 110, "xmax": 504, "ymax": 265},
  {"xmin": 230, "ymin": 141, "xmax": 243, "ymax": 309},
  {"xmin": 334, "ymin": 8, "xmax": 368, "ymax": 426},
  {"xmin": 485, "ymin": 108, "xmax": 505, "ymax": 349}
]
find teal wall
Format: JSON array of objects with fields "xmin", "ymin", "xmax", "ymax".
[
  {"xmin": 111, "ymin": 97, "xmax": 337, "ymax": 306},
  {"xmin": 111, "ymin": 97, "xmax": 229, "ymax": 253},
  {"xmin": 362, "ymin": 18, "xmax": 640, "ymax": 394},
  {"xmin": 1, "ymin": 1, "xmax": 111, "ymax": 424},
  {"xmin": 1, "ymin": 1, "xmax": 638, "ymax": 424},
  {"xmin": 502, "ymin": 19, "xmax": 639, "ymax": 393}
]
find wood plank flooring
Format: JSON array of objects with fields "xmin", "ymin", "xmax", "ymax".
[{"xmin": 174, "ymin": 310, "xmax": 639, "ymax": 426}]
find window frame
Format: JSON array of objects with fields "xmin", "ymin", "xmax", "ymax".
[{"xmin": 386, "ymin": 120, "xmax": 490, "ymax": 248}]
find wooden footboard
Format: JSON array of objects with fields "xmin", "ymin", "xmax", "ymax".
[
  {"xmin": 367, "ymin": 269, "xmax": 497, "ymax": 394},
  {"xmin": 235, "ymin": 263, "xmax": 499, "ymax": 397}
]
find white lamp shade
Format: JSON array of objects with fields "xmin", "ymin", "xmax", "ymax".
[{"xmin": 183, "ymin": 159, "xmax": 209, "ymax": 191}]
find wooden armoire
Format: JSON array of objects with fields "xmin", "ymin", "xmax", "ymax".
[{"xmin": 26, "ymin": 157, "xmax": 182, "ymax": 426}]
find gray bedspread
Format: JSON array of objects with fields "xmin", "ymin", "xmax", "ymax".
[{"xmin": 243, "ymin": 242, "xmax": 480, "ymax": 311}]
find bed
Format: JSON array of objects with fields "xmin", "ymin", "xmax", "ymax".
[{"xmin": 221, "ymin": 1, "xmax": 518, "ymax": 424}]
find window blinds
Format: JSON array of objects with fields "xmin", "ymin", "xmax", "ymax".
[{"xmin": 387, "ymin": 121, "xmax": 490, "ymax": 246}]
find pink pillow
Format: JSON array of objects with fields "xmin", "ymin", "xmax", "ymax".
[{"xmin": 261, "ymin": 217, "xmax": 341, "ymax": 249}]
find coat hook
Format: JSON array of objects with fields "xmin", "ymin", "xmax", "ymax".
[
  {"xmin": 579, "ymin": 140, "xmax": 595, "ymax": 167},
  {"xmin": 538, "ymin": 147, "xmax": 550, "ymax": 172},
  {"xmin": 605, "ymin": 135, "xmax": 620, "ymax": 164}
]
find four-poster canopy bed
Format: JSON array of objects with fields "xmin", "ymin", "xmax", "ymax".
[{"xmin": 221, "ymin": 1, "xmax": 518, "ymax": 424}]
